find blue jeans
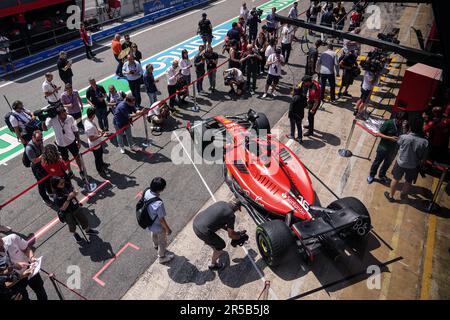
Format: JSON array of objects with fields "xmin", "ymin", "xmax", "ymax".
[
  {"xmin": 147, "ymin": 92, "xmax": 157, "ymax": 105},
  {"xmin": 114, "ymin": 55, "xmax": 123, "ymax": 77},
  {"xmin": 115, "ymin": 125, "xmax": 135, "ymax": 148},
  {"xmin": 95, "ymin": 107, "xmax": 109, "ymax": 131},
  {"xmin": 370, "ymin": 148, "xmax": 396, "ymax": 178}
]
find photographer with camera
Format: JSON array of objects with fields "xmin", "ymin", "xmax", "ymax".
[
  {"xmin": 354, "ymin": 58, "xmax": 382, "ymax": 117},
  {"xmin": 147, "ymin": 101, "xmax": 170, "ymax": 132},
  {"xmin": 50, "ymin": 176, "xmax": 98, "ymax": 244},
  {"xmin": 223, "ymin": 67, "xmax": 245, "ymax": 96},
  {"xmin": 247, "ymin": 8, "xmax": 262, "ymax": 42},
  {"xmin": 42, "ymin": 106, "xmax": 84, "ymax": 178},
  {"xmin": 42, "ymin": 73, "xmax": 61, "ymax": 106},
  {"xmin": 338, "ymin": 49, "xmax": 359, "ymax": 99},
  {"xmin": 197, "ymin": 13, "xmax": 213, "ymax": 47},
  {"xmin": 193, "ymin": 199, "xmax": 247, "ymax": 271},
  {"xmin": 7, "ymin": 100, "xmax": 38, "ymax": 145},
  {"xmin": 263, "ymin": 47, "xmax": 285, "ymax": 99},
  {"xmin": 0, "ymin": 256, "xmax": 32, "ymax": 300},
  {"xmin": 240, "ymin": 44, "xmax": 261, "ymax": 95},
  {"xmin": 123, "ymin": 54, "xmax": 144, "ymax": 109}
]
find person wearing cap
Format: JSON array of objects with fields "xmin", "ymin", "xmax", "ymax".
[
  {"xmin": 197, "ymin": 12, "xmax": 213, "ymax": 47},
  {"xmin": 60, "ymin": 83, "xmax": 84, "ymax": 131},
  {"xmin": 57, "ymin": 51, "xmax": 73, "ymax": 85},
  {"xmin": 42, "ymin": 106, "xmax": 84, "ymax": 178},
  {"xmin": 0, "ymin": 234, "xmax": 47, "ymax": 300},
  {"xmin": 192, "ymin": 199, "xmax": 245, "ymax": 271},
  {"xmin": 263, "ymin": 47, "xmax": 285, "ymax": 98},
  {"xmin": 301, "ymin": 75, "xmax": 321, "ymax": 137},
  {"xmin": 144, "ymin": 177, "xmax": 174, "ymax": 264}
]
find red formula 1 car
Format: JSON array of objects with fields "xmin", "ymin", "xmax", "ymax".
[{"xmin": 187, "ymin": 109, "xmax": 372, "ymax": 266}]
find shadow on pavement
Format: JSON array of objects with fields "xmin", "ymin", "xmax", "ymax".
[
  {"xmin": 79, "ymin": 234, "xmax": 115, "ymax": 262},
  {"xmin": 166, "ymin": 255, "xmax": 216, "ymax": 286}
]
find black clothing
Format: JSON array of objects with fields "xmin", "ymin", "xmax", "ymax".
[
  {"xmin": 198, "ymin": 19, "xmax": 213, "ymax": 36},
  {"xmin": 204, "ymin": 51, "xmax": 218, "ymax": 70},
  {"xmin": 193, "ymin": 201, "xmax": 236, "ymax": 234},
  {"xmin": 57, "ymin": 58, "xmax": 73, "ymax": 84},
  {"xmin": 227, "ymin": 29, "xmax": 240, "ymax": 42},
  {"xmin": 86, "ymin": 85, "xmax": 107, "ymax": 109},
  {"xmin": 305, "ymin": 47, "xmax": 318, "ymax": 76}
]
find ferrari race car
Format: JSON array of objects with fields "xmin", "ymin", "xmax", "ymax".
[{"xmin": 187, "ymin": 109, "xmax": 372, "ymax": 266}]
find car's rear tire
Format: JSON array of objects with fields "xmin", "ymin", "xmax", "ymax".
[
  {"xmin": 253, "ymin": 113, "xmax": 271, "ymax": 134},
  {"xmin": 327, "ymin": 197, "xmax": 371, "ymax": 238},
  {"xmin": 256, "ymin": 220, "xmax": 294, "ymax": 267}
]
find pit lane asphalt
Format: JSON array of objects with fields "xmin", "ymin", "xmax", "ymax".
[{"xmin": 0, "ymin": 0, "xmax": 310, "ymax": 299}]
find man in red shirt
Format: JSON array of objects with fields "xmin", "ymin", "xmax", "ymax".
[
  {"xmin": 79, "ymin": 23, "xmax": 95, "ymax": 60},
  {"xmin": 423, "ymin": 106, "xmax": 450, "ymax": 164},
  {"xmin": 300, "ymin": 75, "xmax": 321, "ymax": 137}
]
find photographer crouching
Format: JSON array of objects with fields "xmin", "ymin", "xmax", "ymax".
[
  {"xmin": 223, "ymin": 67, "xmax": 245, "ymax": 96},
  {"xmin": 192, "ymin": 199, "xmax": 248, "ymax": 271},
  {"xmin": 146, "ymin": 101, "xmax": 171, "ymax": 133}
]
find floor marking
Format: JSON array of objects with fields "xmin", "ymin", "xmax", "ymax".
[
  {"xmin": 174, "ymin": 130, "xmax": 279, "ymax": 300},
  {"xmin": 379, "ymin": 204, "xmax": 405, "ymax": 300},
  {"xmin": 420, "ymin": 177, "xmax": 439, "ymax": 300},
  {"xmin": 93, "ymin": 242, "xmax": 140, "ymax": 287},
  {"xmin": 27, "ymin": 180, "xmax": 111, "ymax": 244}
]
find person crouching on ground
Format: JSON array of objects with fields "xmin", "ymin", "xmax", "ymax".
[
  {"xmin": 50, "ymin": 176, "xmax": 97, "ymax": 244},
  {"xmin": 192, "ymin": 199, "xmax": 247, "ymax": 271},
  {"xmin": 144, "ymin": 177, "xmax": 174, "ymax": 264},
  {"xmin": 223, "ymin": 67, "xmax": 245, "ymax": 96}
]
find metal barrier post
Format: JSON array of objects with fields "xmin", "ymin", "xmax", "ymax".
[
  {"xmin": 192, "ymin": 81, "xmax": 200, "ymax": 112},
  {"xmin": 258, "ymin": 280, "xmax": 271, "ymax": 300},
  {"xmin": 48, "ymin": 273, "xmax": 65, "ymax": 300},
  {"xmin": 141, "ymin": 115, "xmax": 152, "ymax": 148},
  {"xmin": 78, "ymin": 154, "xmax": 97, "ymax": 193},
  {"xmin": 338, "ymin": 119, "xmax": 357, "ymax": 157},
  {"xmin": 427, "ymin": 167, "xmax": 448, "ymax": 212}
]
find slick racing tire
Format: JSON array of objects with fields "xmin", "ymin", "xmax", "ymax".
[
  {"xmin": 256, "ymin": 220, "xmax": 294, "ymax": 267},
  {"xmin": 254, "ymin": 112, "xmax": 271, "ymax": 134},
  {"xmin": 327, "ymin": 197, "xmax": 371, "ymax": 238}
]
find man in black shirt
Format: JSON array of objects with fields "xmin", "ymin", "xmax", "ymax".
[
  {"xmin": 240, "ymin": 44, "xmax": 261, "ymax": 94},
  {"xmin": 121, "ymin": 34, "xmax": 133, "ymax": 51},
  {"xmin": 192, "ymin": 199, "xmax": 245, "ymax": 270},
  {"xmin": 57, "ymin": 51, "xmax": 73, "ymax": 85},
  {"xmin": 204, "ymin": 46, "xmax": 219, "ymax": 92},
  {"xmin": 194, "ymin": 45, "xmax": 206, "ymax": 93},
  {"xmin": 287, "ymin": 87, "xmax": 307, "ymax": 142},
  {"xmin": 86, "ymin": 77, "xmax": 109, "ymax": 131},
  {"xmin": 247, "ymin": 8, "xmax": 261, "ymax": 42},
  {"xmin": 197, "ymin": 13, "xmax": 213, "ymax": 47},
  {"xmin": 338, "ymin": 50, "xmax": 358, "ymax": 98},
  {"xmin": 305, "ymin": 40, "xmax": 321, "ymax": 76},
  {"xmin": 226, "ymin": 22, "xmax": 241, "ymax": 43}
]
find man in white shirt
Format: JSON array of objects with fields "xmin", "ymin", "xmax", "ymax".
[
  {"xmin": 263, "ymin": 48, "xmax": 285, "ymax": 98},
  {"xmin": 317, "ymin": 43, "xmax": 339, "ymax": 102},
  {"xmin": 84, "ymin": 107, "xmax": 108, "ymax": 176},
  {"xmin": 42, "ymin": 106, "xmax": 84, "ymax": 178},
  {"xmin": 42, "ymin": 72, "xmax": 61, "ymax": 105},
  {"xmin": 223, "ymin": 68, "xmax": 245, "ymax": 96},
  {"xmin": 288, "ymin": 2, "xmax": 298, "ymax": 19},
  {"xmin": 280, "ymin": 24, "xmax": 297, "ymax": 64},
  {"xmin": 240, "ymin": 3, "xmax": 249, "ymax": 26},
  {"xmin": 8, "ymin": 100, "xmax": 34, "ymax": 145},
  {"xmin": 166, "ymin": 60, "xmax": 180, "ymax": 112},
  {"xmin": 122, "ymin": 54, "xmax": 143, "ymax": 108},
  {"xmin": 0, "ymin": 234, "xmax": 48, "ymax": 300},
  {"xmin": 355, "ymin": 69, "xmax": 380, "ymax": 116},
  {"xmin": 264, "ymin": 38, "xmax": 276, "ymax": 61}
]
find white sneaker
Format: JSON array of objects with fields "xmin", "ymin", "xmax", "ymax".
[
  {"xmin": 120, "ymin": 148, "xmax": 125, "ymax": 154},
  {"xmin": 262, "ymin": 93, "xmax": 267, "ymax": 98},
  {"xmin": 272, "ymin": 91, "xmax": 277, "ymax": 97},
  {"xmin": 159, "ymin": 253, "xmax": 174, "ymax": 264}
]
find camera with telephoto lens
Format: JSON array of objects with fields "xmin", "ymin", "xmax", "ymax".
[
  {"xmin": 224, "ymin": 70, "xmax": 235, "ymax": 86},
  {"xmin": 251, "ymin": 8, "xmax": 263, "ymax": 17},
  {"xmin": 33, "ymin": 102, "xmax": 61, "ymax": 121},
  {"xmin": 231, "ymin": 230, "xmax": 249, "ymax": 247}
]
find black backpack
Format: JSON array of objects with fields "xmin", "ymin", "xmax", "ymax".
[
  {"xmin": 136, "ymin": 189, "xmax": 162, "ymax": 229},
  {"xmin": 4, "ymin": 112, "xmax": 16, "ymax": 132}
]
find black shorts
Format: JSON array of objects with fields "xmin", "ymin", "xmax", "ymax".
[
  {"xmin": 266, "ymin": 26, "xmax": 276, "ymax": 33},
  {"xmin": 57, "ymin": 140, "xmax": 79, "ymax": 161},
  {"xmin": 266, "ymin": 74, "xmax": 280, "ymax": 86},
  {"xmin": 360, "ymin": 87, "xmax": 371, "ymax": 102},
  {"xmin": 342, "ymin": 69, "xmax": 354, "ymax": 86},
  {"xmin": 193, "ymin": 227, "xmax": 226, "ymax": 251},
  {"xmin": 392, "ymin": 162, "xmax": 418, "ymax": 184}
]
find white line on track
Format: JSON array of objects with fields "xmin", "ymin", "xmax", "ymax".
[{"xmin": 173, "ymin": 130, "xmax": 279, "ymax": 300}]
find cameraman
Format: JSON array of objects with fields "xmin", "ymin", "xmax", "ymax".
[
  {"xmin": 240, "ymin": 44, "xmax": 261, "ymax": 94},
  {"xmin": 147, "ymin": 101, "xmax": 170, "ymax": 131},
  {"xmin": 193, "ymin": 199, "xmax": 246, "ymax": 271},
  {"xmin": 247, "ymin": 8, "xmax": 261, "ymax": 42},
  {"xmin": 42, "ymin": 72, "xmax": 61, "ymax": 105},
  {"xmin": 223, "ymin": 67, "xmax": 245, "ymax": 96},
  {"xmin": 8, "ymin": 100, "xmax": 37, "ymax": 145},
  {"xmin": 42, "ymin": 106, "xmax": 84, "ymax": 178}
]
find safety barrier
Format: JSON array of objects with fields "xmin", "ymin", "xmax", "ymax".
[{"xmin": 0, "ymin": 58, "xmax": 229, "ymax": 210}]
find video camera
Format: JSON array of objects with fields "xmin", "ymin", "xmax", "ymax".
[
  {"xmin": 33, "ymin": 102, "xmax": 61, "ymax": 122},
  {"xmin": 224, "ymin": 70, "xmax": 235, "ymax": 86},
  {"xmin": 360, "ymin": 48, "xmax": 388, "ymax": 73},
  {"xmin": 377, "ymin": 31, "xmax": 400, "ymax": 45},
  {"xmin": 251, "ymin": 8, "xmax": 264, "ymax": 18}
]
